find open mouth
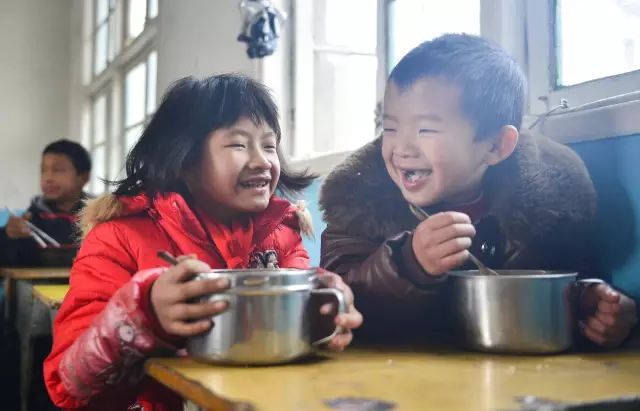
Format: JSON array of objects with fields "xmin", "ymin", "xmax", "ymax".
[
  {"xmin": 401, "ymin": 169, "xmax": 432, "ymax": 183},
  {"xmin": 239, "ymin": 179, "xmax": 270, "ymax": 189}
]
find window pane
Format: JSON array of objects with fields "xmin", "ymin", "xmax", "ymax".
[
  {"xmin": 109, "ymin": 138, "xmax": 124, "ymax": 181},
  {"xmin": 125, "ymin": 62, "xmax": 147, "ymax": 127},
  {"xmin": 314, "ymin": 0, "xmax": 376, "ymax": 52},
  {"xmin": 91, "ymin": 145, "xmax": 106, "ymax": 194},
  {"xmin": 92, "ymin": 95, "xmax": 107, "ymax": 145},
  {"xmin": 557, "ymin": 0, "xmax": 640, "ymax": 86},
  {"xmin": 94, "ymin": 24, "xmax": 108, "ymax": 74},
  {"xmin": 95, "ymin": 0, "xmax": 109, "ymax": 24},
  {"xmin": 128, "ymin": 0, "xmax": 147, "ymax": 39},
  {"xmin": 388, "ymin": 0, "xmax": 480, "ymax": 67},
  {"xmin": 146, "ymin": 51, "xmax": 157, "ymax": 116},
  {"xmin": 313, "ymin": 53, "xmax": 377, "ymax": 153},
  {"xmin": 148, "ymin": 0, "xmax": 158, "ymax": 19},
  {"xmin": 125, "ymin": 124, "xmax": 144, "ymax": 153}
]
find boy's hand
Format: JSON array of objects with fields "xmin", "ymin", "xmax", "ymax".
[
  {"xmin": 150, "ymin": 256, "xmax": 230, "ymax": 337},
  {"xmin": 580, "ymin": 283, "xmax": 638, "ymax": 348},
  {"xmin": 6, "ymin": 213, "xmax": 32, "ymax": 239},
  {"xmin": 317, "ymin": 269, "xmax": 363, "ymax": 352},
  {"xmin": 412, "ymin": 211, "xmax": 476, "ymax": 275}
]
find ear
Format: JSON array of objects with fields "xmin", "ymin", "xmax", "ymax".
[
  {"xmin": 78, "ymin": 172, "xmax": 90, "ymax": 187},
  {"xmin": 485, "ymin": 125, "xmax": 518, "ymax": 166}
]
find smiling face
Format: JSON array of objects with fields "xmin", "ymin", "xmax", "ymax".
[
  {"xmin": 186, "ymin": 116, "xmax": 281, "ymax": 223},
  {"xmin": 381, "ymin": 77, "xmax": 497, "ymax": 208}
]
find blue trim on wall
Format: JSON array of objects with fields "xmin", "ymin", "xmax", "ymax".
[{"xmin": 571, "ymin": 134, "xmax": 640, "ymax": 300}]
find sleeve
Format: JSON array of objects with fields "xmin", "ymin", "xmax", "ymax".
[
  {"xmin": 278, "ymin": 226, "xmax": 311, "ymax": 269},
  {"xmin": 320, "ymin": 225, "xmax": 447, "ymax": 342},
  {"xmin": 43, "ymin": 222, "xmax": 177, "ymax": 409}
]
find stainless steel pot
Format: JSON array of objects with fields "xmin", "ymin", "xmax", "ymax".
[
  {"xmin": 187, "ymin": 269, "xmax": 346, "ymax": 364},
  {"xmin": 449, "ymin": 270, "xmax": 602, "ymax": 353}
]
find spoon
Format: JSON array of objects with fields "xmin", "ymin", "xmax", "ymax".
[{"xmin": 408, "ymin": 204, "xmax": 500, "ymax": 276}]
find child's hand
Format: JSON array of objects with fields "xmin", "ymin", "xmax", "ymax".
[
  {"xmin": 6, "ymin": 213, "xmax": 32, "ymax": 239},
  {"xmin": 317, "ymin": 270, "xmax": 363, "ymax": 351},
  {"xmin": 580, "ymin": 283, "xmax": 638, "ymax": 348},
  {"xmin": 412, "ymin": 211, "xmax": 476, "ymax": 275},
  {"xmin": 150, "ymin": 256, "xmax": 230, "ymax": 337}
]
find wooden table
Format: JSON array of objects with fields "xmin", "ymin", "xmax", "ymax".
[
  {"xmin": 0, "ymin": 267, "xmax": 70, "ymax": 411},
  {"xmin": 32, "ymin": 284, "xmax": 69, "ymax": 310},
  {"xmin": 146, "ymin": 348, "xmax": 640, "ymax": 411}
]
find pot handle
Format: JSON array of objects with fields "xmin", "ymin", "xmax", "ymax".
[{"xmin": 310, "ymin": 288, "xmax": 347, "ymax": 346}]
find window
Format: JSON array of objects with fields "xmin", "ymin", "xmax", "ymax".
[
  {"xmin": 272, "ymin": 0, "xmax": 486, "ymax": 166},
  {"xmin": 85, "ymin": 1, "xmax": 158, "ymax": 194},
  {"xmin": 89, "ymin": 91, "xmax": 111, "ymax": 193},
  {"xmin": 127, "ymin": 0, "xmax": 159, "ymax": 41},
  {"xmin": 124, "ymin": 51, "xmax": 157, "ymax": 152},
  {"xmin": 528, "ymin": 0, "xmax": 640, "ymax": 112},
  {"xmin": 556, "ymin": 0, "xmax": 640, "ymax": 87},
  {"xmin": 388, "ymin": 0, "xmax": 481, "ymax": 68},
  {"xmin": 93, "ymin": 0, "xmax": 117, "ymax": 76}
]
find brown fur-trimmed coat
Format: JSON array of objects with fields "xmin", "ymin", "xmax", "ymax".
[{"xmin": 319, "ymin": 131, "xmax": 598, "ymax": 341}]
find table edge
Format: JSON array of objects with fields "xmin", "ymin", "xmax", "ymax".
[{"xmin": 145, "ymin": 359, "xmax": 255, "ymax": 411}]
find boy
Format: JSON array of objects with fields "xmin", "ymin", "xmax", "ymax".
[
  {"xmin": 319, "ymin": 34, "xmax": 637, "ymax": 348},
  {"xmin": 0, "ymin": 139, "xmax": 91, "ymax": 265}
]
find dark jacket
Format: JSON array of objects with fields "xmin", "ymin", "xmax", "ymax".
[
  {"xmin": 319, "ymin": 131, "xmax": 599, "ymax": 341},
  {"xmin": 0, "ymin": 195, "xmax": 87, "ymax": 265}
]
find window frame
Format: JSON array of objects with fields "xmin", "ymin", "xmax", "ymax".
[
  {"xmin": 526, "ymin": 0, "xmax": 640, "ymax": 142},
  {"xmin": 85, "ymin": 0, "xmax": 158, "ymax": 195}
]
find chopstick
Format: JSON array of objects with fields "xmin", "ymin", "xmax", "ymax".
[
  {"xmin": 157, "ymin": 250, "xmax": 179, "ymax": 266},
  {"xmin": 5, "ymin": 207, "xmax": 61, "ymax": 247}
]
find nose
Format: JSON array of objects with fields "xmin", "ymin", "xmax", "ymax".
[
  {"xmin": 394, "ymin": 131, "xmax": 420, "ymax": 159},
  {"xmin": 248, "ymin": 147, "xmax": 272, "ymax": 170}
]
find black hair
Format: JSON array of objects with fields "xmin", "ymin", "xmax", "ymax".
[
  {"xmin": 389, "ymin": 33, "xmax": 527, "ymax": 139},
  {"xmin": 43, "ymin": 139, "xmax": 92, "ymax": 174},
  {"xmin": 112, "ymin": 73, "xmax": 316, "ymax": 198}
]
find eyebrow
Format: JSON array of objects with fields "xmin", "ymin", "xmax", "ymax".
[
  {"xmin": 228, "ymin": 129, "xmax": 276, "ymax": 139},
  {"xmin": 383, "ymin": 113, "xmax": 444, "ymax": 122}
]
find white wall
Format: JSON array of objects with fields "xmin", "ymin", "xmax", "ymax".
[
  {"xmin": 156, "ymin": 0, "xmax": 259, "ymax": 95},
  {"xmin": 0, "ymin": 0, "xmax": 72, "ymax": 209}
]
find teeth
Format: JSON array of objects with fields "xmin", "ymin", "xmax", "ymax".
[
  {"xmin": 403, "ymin": 170, "xmax": 431, "ymax": 183},
  {"xmin": 240, "ymin": 181, "xmax": 268, "ymax": 188}
]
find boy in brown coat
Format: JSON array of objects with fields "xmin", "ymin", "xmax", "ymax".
[{"xmin": 320, "ymin": 34, "xmax": 637, "ymax": 347}]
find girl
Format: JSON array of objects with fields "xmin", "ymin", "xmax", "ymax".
[{"xmin": 44, "ymin": 74, "xmax": 363, "ymax": 411}]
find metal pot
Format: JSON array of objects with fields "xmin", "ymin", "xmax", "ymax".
[
  {"xmin": 449, "ymin": 270, "xmax": 602, "ymax": 353},
  {"xmin": 187, "ymin": 269, "xmax": 346, "ymax": 364}
]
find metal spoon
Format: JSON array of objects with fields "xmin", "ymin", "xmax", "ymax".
[{"xmin": 408, "ymin": 203, "xmax": 500, "ymax": 276}]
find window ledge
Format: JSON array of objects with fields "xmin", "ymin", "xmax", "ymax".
[
  {"xmin": 288, "ymin": 151, "xmax": 353, "ymax": 177},
  {"xmin": 536, "ymin": 94, "xmax": 640, "ymax": 144}
]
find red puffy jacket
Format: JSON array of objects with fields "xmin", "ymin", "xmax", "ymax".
[{"xmin": 44, "ymin": 192, "xmax": 312, "ymax": 410}]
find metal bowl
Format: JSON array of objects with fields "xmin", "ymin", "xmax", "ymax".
[
  {"xmin": 187, "ymin": 269, "xmax": 346, "ymax": 365},
  {"xmin": 448, "ymin": 270, "xmax": 595, "ymax": 353}
]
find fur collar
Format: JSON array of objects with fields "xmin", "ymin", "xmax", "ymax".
[
  {"xmin": 319, "ymin": 130, "xmax": 597, "ymax": 243},
  {"xmin": 79, "ymin": 193, "xmax": 313, "ymax": 239}
]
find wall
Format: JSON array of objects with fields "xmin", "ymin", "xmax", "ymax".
[
  {"xmin": 0, "ymin": 0, "xmax": 72, "ymax": 209},
  {"xmin": 156, "ymin": 0, "xmax": 259, "ymax": 95},
  {"xmin": 570, "ymin": 135, "xmax": 640, "ymax": 300}
]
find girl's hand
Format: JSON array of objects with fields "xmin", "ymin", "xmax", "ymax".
[
  {"xmin": 150, "ymin": 256, "xmax": 230, "ymax": 337},
  {"xmin": 317, "ymin": 269, "xmax": 363, "ymax": 351},
  {"xmin": 580, "ymin": 283, "xmax": 638, "ymax": 348}
]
